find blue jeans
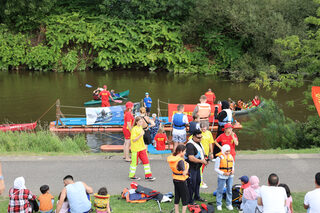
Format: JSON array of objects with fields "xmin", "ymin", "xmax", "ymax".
[
  {"xmin": 216, "ymin": 176, "xmax": 233, "ymax": 207},
  {"xmin": 187, "ymin": 167, "xmax": 201, "ymax": 204}
]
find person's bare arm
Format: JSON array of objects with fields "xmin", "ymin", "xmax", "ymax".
[
  {"xmin": 232, "ymin": 132, "xmax": 239, "ymax": 146},
  {"xmin": 148, "ymin": 118, "xmax": 155, "ymax": 128},
  {"xmin": 82, "ymin": 182, "xmax": 93, "ymax": 194},
  {"xmin": 56, "ymin": 187, "xmax": 67, "ymax": 213},
  {"xmin": 257, "ymin": 197, "xmax": 263, "ymax": 206},
  {"xmin": 0, "ymin": 163, "xmax": 5, "ymax": 195},
  {"xmin": 188, "ymin": 155, "xmax": 207, "ymax": 165},
  {"xmin": 289, "ymin": 202, "xmax": 293, "ymax": 213},
  {"xmin": 214, "ymin": 141, "xmax": 222, "ymax": 150}
]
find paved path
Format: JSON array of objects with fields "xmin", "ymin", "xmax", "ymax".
[{"xmin": 1, "ymin": 154, "xmax": 320, "ymax": 196}]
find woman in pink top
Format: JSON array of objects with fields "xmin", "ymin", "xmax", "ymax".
[{"xmin": 279, "ymin": 183, "xmax": 293, "ymax": 213}]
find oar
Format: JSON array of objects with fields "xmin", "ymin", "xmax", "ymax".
[{"xmin": 85, "ymin": 84, "xmax": 93, "ymax": 88}]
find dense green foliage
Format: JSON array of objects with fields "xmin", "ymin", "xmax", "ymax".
[
  {"xmin": 0, "ymin": 131, "xmax": 89, "ymax": 153},
  {"xmin": 242, "ymin": 99, "xmax": 320, "ymax": 149}
]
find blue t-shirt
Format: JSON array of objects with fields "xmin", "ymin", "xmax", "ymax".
[{"xmin": 144, "ymin": 97, "xmax": 152, "ymax": 108}]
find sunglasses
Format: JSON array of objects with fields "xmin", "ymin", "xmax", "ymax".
[{"xmin": 195, "ymin": 136, "xmax": 202, "ymax": 139}]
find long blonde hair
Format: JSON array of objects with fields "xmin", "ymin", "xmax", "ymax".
[{"xmin": 133, "ymin": 116, "xmax": 142, "ymax": 126}]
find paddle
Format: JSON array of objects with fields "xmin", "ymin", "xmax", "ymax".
[{"xmin": 85, "ymin": 84, "xmax": 93, "ymax": 88}]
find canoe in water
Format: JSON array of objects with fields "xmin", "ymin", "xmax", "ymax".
[
  {"xmin": 233, "ymin": 101, "xmax": 265, "ymax": 116},
  {"xmin": 84, "ymin": 90, "xmax": 130, "ymax": 106},
  {"xmin": 0, "ymin": 122, "xmax": 37, "ymax": 132}
]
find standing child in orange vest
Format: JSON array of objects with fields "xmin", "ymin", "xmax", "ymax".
[
  {"xmin": 167, "ymin": 144, "xmax": 189, "ymax": 213},
  {"xmin": 154, "ymin": 125, "xmax": 167, "ymax": 150}
]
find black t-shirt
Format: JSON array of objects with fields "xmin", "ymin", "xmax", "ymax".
[
  {"xmin": 185, "ymin": 142, "xmax": 202, "ymax": 170},
  {"xmin": 177, "ymin": 160, "xmax": 185, "ymax": 171}
]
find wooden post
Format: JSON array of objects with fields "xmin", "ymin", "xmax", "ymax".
[
  {"xmin": 157, "ymin": 99, "xmax": 160, "ymax": 117},
  {"xmin": 55, "ymin": 99, "xmax": 65, "ymax": 128}
]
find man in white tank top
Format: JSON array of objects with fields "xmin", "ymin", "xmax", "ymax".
[{"xmin": 56, "ymin": 175, "xmax": 93, "ymax": 213}]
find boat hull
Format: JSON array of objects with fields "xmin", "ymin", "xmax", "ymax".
[{"xmin": 0, "ymin": 122, "xmax": 37, "ymax": 132}]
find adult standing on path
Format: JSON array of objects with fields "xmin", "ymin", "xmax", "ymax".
[
  {"xmin": 185, "ymin": 129, "xmax": 208, "ymax": 205},
  {"xmin": 143, "ymin": 92, "xmax": 152, "ymax": 116},
  {"xmin": 172, "ymin": 104, "xmax": 189, "ymax": 152},
  {"xmin": 0, "ymin": 163, "xmax": 5, "ymax": 195},
  {"xmin": 99, "ymin": 85, "xmax": 114, "ymax": 107},
  {"xmin": 56, "ymin": 175, "xmax": 93, "ymax": 213},
  {"xmin": 257, "ymin": 173, "xmax": 287, "ymax": 213},
  {"xmin": 215, "ymin": 144, "xmax": 235, "ymax": 211},
  {"xmin": 140, "ymin": 107, "xmax": 155, "ymax": 145},
  {"xmin": 193, "ymin": 95, "xmax": 211, "ymax": 123},
  {"xmin": 128, "ymin": 116, "xmax": 156, "ymax": 181},
  {"xmin": 215, "ymin": 123, "xmax": 238, "ymax": 160},
  {"xmin": 304, "ymin": 172, "xmax": 320, "ymax": 213},
  {"xmin": 205, "ymin": 88, "xmax": 216, "ymax": 108},
  {"xmin": 123, "ymin": 101, "xmax": 135, "ymax": 162}
]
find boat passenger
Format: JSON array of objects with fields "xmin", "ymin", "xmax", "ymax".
[
  {"xmin": 216, "ymin": 100, "xmax": 233, "ymax": 137},
  {"xmin": 235, "ymin": 99, "xmax": 244, "ymax": 111},
  {"xmin": 228, "ymin": 98, "xmax": 236, "ymax": 111},
  {"xmin": 193, "ymin": 95, "xmax": 211, "ymax": 122},
  {"xmin": 139, "ymin": 107, "xmax": 155, "ymax": 145},
  {"xmin": 93, "ymin": 88, "xmax": 102, "ymax": 100},
  {"xmin": 251, "ymin": 96, "xmax": 261, "ymax": 107},
  {"xmin": 99, "ymin": 85, "xmax": 114, "ymax": 107},
  {"xmin": 110, "ymin": 89, "xmax": 116, "ymax": 97},
  {"xmin": 205, "ymin": 88, "xmax": 216, "ymax": 108},
  {"xmin": 123, "ymin": 101, "xmax": 134, "ymax": 162}
]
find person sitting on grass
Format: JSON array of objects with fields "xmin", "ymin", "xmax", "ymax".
[
  {"xmin": 241, "ymin": 176, "xmax": 261, "ymax": 213},
  {"xmin": 94, "ymin": 187, "xmax": 111, "ymax": 213},
  {"xmin": 279, "ymin": 183, "xmax": 293, "ymax": 213},
  {"xmin": 56, "ymin": 193, "xmax": 69, "ymax": 213},
  {"xmin": 8, "ymin": 176, "xmax": 37, "ymax": 213},
  {"xmin": 304, "ymin": 172, "xmax": 320, "ymax": 213},
  {"xmin": 38, "ymin": 185, "xmax": 54, "ymax": 213},
  {"xmin": 167, "ymin": 144, "xmax": 189, "ymax": 213}
]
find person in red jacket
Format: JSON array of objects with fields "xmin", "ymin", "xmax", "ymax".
[
  {"xmin": 251, "ymin": 95, "xmax": 261, "ymax": 107},
  {"xmin": 154, "ymin": 125, "xmax": 167, "ymax": 150},
  {"xmin": 215, "ymin": 123, "xmax": 238, "ymax": 160},
  {"xmin": 205, "ymin": 88, "xmax": 216, "ymax": 108},
  {"xmin": 99, "ymin": 85, "xmax": 114, "ymax": 107}
]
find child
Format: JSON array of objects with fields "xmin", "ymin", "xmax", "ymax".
[
  {"xmin": 56, "ymin": 192, "xmax": 69, "ymax": 213},
  {"xmin": 38, "ymin": 185, "xmax": 54, "ymax": 213},
  {"xmin": 167, "ymin": 144, "xmax": 189, "ymax": 213},
  {"xmin": 154, "ymin": 125, "xmax": 167, "ymax": 150},
  {"xmin": 279, "ymin": 183, "xmax": 293, "ymax": 213},
  {"xmin": 199, "ymin": 121, "xmax": 214, "ymax": 189},
  {"xmin": 129, "ymin": 116, "xmax": 156, "ymax": 181},
  {"xmin": 239, "ymin": 175, "xmax": 250, "ymax": 202},
  {"xmin": 94, "ymin": 187, "xmax": 111, "ymax": 213},
  {"xmin": 188, "ymin": 114, "xmax": 200, "ymax": 135}
]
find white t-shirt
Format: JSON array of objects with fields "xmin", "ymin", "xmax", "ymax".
[
  {"xmin": 258, "ymin": 185, "xmax": 287, "ymax": 213},
  {"xmin": 304, "ymin": 188, "xmax": 320, "ymax": 213}
]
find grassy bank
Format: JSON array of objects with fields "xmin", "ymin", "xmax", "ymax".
[
  {"xmin": 238, "ymin": 148, "xmax": 320, "ymax": 155},
  {"xmin": 0, "ymin": 131, "xmax": 89, "ymax": 154},
  {"xmin": 0, "ymin": 192, "xmax": 307, "ymax": 212}
]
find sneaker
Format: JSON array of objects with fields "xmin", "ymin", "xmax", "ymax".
[
  {"xmin": 226, "ymin": 205, "xmax": 234, "ymax": 211},
  {"xmin": 200, "ymin": 183, "xmax": 208, "ymax": 189},
  {"xmin": 211, "ymin": 159, "xmax": 216, "ymax": 162},
  {"xmin": 129, "ymin": 176, "xmax": 141, "ymax": 180},
  {"xmin": 217, "ymin": 206, "xmax": 222, "ymax": 211},
  {"xmin": 145, "ymin": 176, "xmax": 156, "ymax": 181}
]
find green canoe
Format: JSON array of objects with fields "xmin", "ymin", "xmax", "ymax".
[{"xmin": 84, "ymin": 90, "xmax": 130, "ymax": 106}]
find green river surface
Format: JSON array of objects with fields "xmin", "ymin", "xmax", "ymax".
[{"xmin": 0, "ymin": 70, "xmax": 313, "ymax": 152}]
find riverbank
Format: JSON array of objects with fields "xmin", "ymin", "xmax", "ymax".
[{"xmin": 0, "ymin": 192, "xmax": 307, "ymax": 212}]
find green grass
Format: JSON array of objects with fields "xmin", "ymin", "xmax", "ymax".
[
  {"xmin": 238, "ymin": 148, "xmax": 320, "ymax": 154},
  {"xmin": 0, "ymin": 192, "xmax": 307, "ymax": 212},
  {"xmin": 0, "ymin": 131, "xmax": 90, "ymax": 154}
]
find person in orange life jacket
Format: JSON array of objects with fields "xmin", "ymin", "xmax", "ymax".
[
  {"xmin": 154, "ymin": 125, "xmax": 167, "ymax": 150},
  {"xmin": 185, "ymin": 129, "xmax": 208, "ymax": 204},
  {"xmin": 99, "ymin": 85, "xmax": 114, "ymax": 107},
  {"xmin": 139, "ymin": 107, "xmax": 155, "ymax": 145},
  {"xmin": 129, "ymin": 116, "xmax": 156, "ymax": 181},
  {"xmin": 216, "ymin": 123, "xmax": 238, "ymax": 160},
  {"xmin": 205, "ymin": 88, "xmax": 216, "ymax": 108},
  {"xmin": 172, "ymin": 104, "xmax": 189, "ymax": 152},
  {"xmin": 167, "ymin": 144, "xmax": 189, "ymax": 213},
  {"xmin": 251, "ymin": 95, "xmax": 261, "ymax": 107},
  {"xmin": 193, "ymin": 95, "xmax": 211, "ymax": 122},
  {"xmin": 123, "ymin": 101, "xmax": 134, "ymax": 162},
  {"xmin": 215, "ymin": 144, "xmax": 235, "ymax": 211}
]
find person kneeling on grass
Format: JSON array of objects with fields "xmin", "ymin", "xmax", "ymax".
[
  {"xmin": 167, "ymin": 144, "xmax": 189, "ymax": 213},
  {"xmin": 215, "ymin": 144, "xmax": 235, "ymax": 211},
  {"xmin": 129, "ymin": 116, "xmax": 156, "ymax": 181}
]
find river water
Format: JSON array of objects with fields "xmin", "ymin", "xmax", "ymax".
[{"xmin": 0, "ymin": 70, "xmax": 312, "ymax": 151}]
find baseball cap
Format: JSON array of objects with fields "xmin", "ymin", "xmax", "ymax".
[
  {"xmin": 239, "ymin": 176, "xmax": 249, "ymax": 184},
  {"xmin": 125, "ymin": 101, "xmax": 134, "ymax": 109},
  {"xmin": 145, "ymin": 92, "xmax": 149, "ymax": 95},
  {"xmin": 103, "ymin": 85, "xmax": 107, "ymax": 89},
  {"xmin": 224, "ymin": 123, "xmax": 233, "ymax": 129}
]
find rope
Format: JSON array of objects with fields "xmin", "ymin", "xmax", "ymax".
[
  {"xmin": 60, "ymin": 105, "xmax": 86, "ymax": 109},
  {"xmin": 63, "ymin": 114, "xmax": 85, "ymax": 117},
  {"xmin": 35, "ymin": 101, "xmax": 57, "ymax": 123}
]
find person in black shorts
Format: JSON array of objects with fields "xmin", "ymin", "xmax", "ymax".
[{"xmin": 167, "ymin": 144, "xmax": 189, "ymax": 213}]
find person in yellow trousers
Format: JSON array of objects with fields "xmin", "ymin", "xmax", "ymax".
[
  {"xmin": 129, "ymin": 116, "xmax": 156, "ymax": 181},
  {"xmin": 199, "ymin": 121, "xmax": 214, "ymax": 189},
  {"xmin": 167, "ymin": 144, "xmax": 189, "ymax": 213}
]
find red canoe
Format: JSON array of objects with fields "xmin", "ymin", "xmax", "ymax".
[{"xmin": 0, "ymin": 122, "xmax": 37, "ymax": 132}]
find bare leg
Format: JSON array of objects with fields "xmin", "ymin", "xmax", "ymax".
[
  {"xmin": 173, "ymin": 142, "xmax": 178, "ymax": 153},
  {"xmin": 182, "ymin": 205, "xmax": 187, "ymax": 213},
  {"xmin": 124, "ymin": 139, "xmax": 131, "ymax": 161},
  {"xmin": 174, "ymin": 204, "xmax": 180, "ymax": 213}
]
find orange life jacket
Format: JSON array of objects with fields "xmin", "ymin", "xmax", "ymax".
[
  {"xmin": 197, "ymin": 103, "xmax": 211, "ymax": 119},
  {"xmin": 216, "ymin": 152, "xmax": 234, "ymax": 173},
  {"xmin": 167, "ymin": 155, "xmax": 189, "ymax": 181}
]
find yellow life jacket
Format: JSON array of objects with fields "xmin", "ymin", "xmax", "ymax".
[
  {"xmin": 167, "ymin": 155, "xmax": 189, "ymax": 181},
  {"xmin": 216, "ymin": 152, "xmax": 234, "ymax": 172},
  {"xmin": 197, "ymin": 103, "xmax": 211, "ymax": 119}
]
